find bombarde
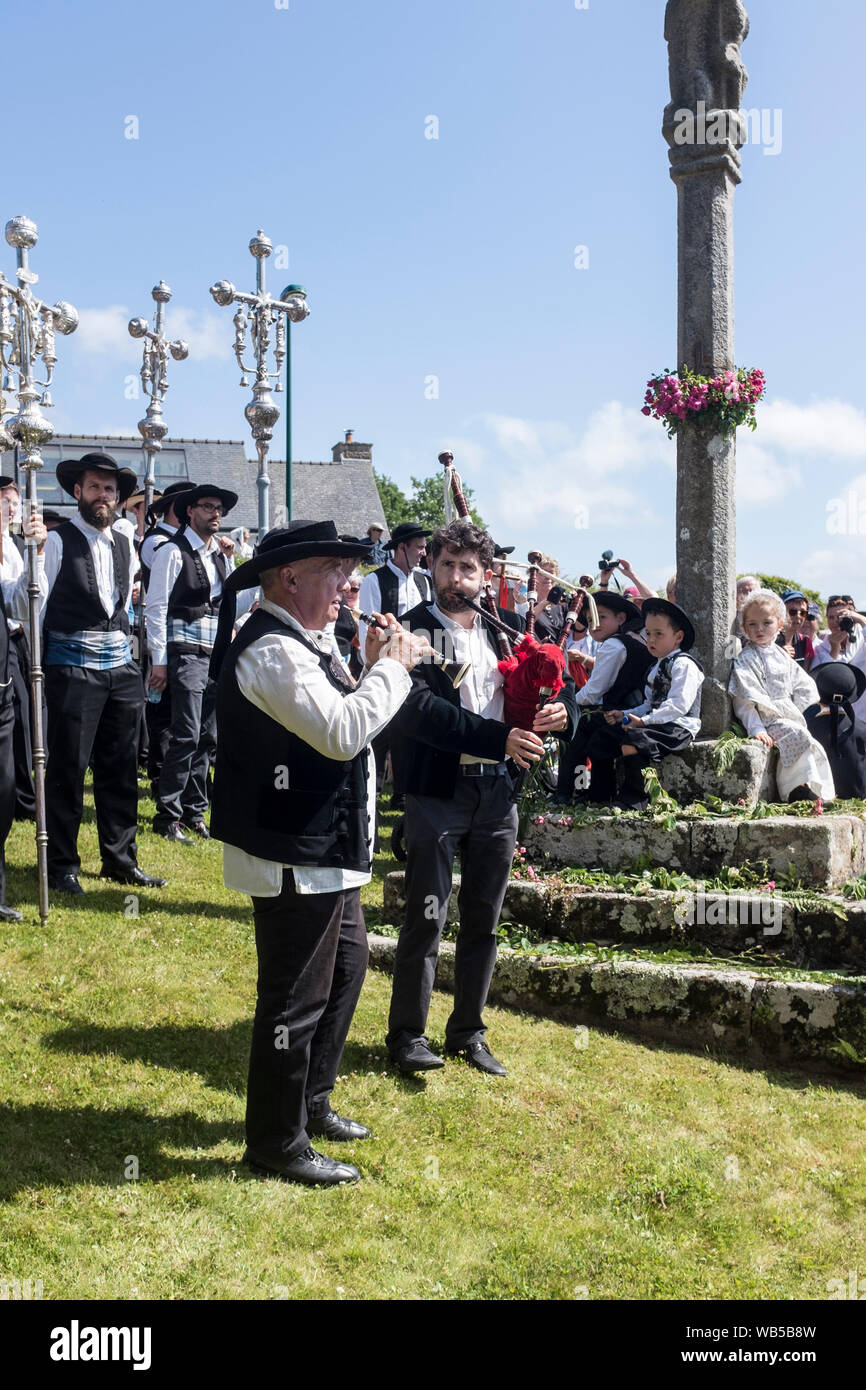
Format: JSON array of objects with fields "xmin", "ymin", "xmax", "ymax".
[{"xmin": 354, "ymin": 610, "xmax": 471, "ymax": 690}]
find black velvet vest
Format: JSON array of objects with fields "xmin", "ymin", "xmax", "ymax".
[
  {"xmin": 602, "ymin": 633, "xmax": 656, "ymax": 710},
  {"xmin": 375, "ymin": 563, "xmax": 431, "ymax": 616},
  {"xmin": 210, "ymin": 610, "xmax": 371, "ymax": 871},
  {"xmin": 43, "ymin": 522, "xmax": 130, "ymax": 636},
  {"xmin": 166, "ymin": 532, "xmax": 225, "ymax": 623}
]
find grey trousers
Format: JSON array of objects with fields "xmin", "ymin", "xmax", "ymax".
[
  {"xmin": 386, "ymin": 773, "xmax": 518, "ymax": 1052},
  {"xmin": 154, "ymin": 651, "xmax": 216, "ymax": 827}
]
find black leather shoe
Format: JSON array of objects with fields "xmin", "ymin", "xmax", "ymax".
[
  {"xmin": 390, "ymin": 1039, "xmax": 446, "ymax": 1074},
  {"xmin": 181, "ymin": 818, "xmax": 210, "ymax": 839},
  {"xmin": 446, "ymin": 1041, "xmax": 507, "ymax": 1076},
  {"xmin": 0, "ymin": 904, "xmax": 23, "ymax": 921},
  {"xmin": 155, "ymin": 821, "xmax": 193, "ymax": 844},
  {"xmin": 307, "ymin": 1110, "xmax": 371, "ymax": 1143},
  {"xmin": 101, "ymin": 866, "xmax": 167, "ymax": 888},
  {"xmin": 243, "ymin": 1146, "xmax": 360, "ymax": 1187},
  {"xmin": 48, "ymin": 873, "xmax": 84, "ymax": 895}
]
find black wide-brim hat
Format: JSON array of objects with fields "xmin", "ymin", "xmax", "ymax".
[
  {"xmin": 385, "ymin": 522, "xmax": 431, "ymax": 550},
  {"xmin": 175, "ymin": 483, "xmax": 239, "ymax": 523},
  {"xmin": 812, "ymin": 660, "xmax": 866, "ymax": 705},
  {"xmin": 641, "ymin": 597, "xmax": 696, "ymax": 652},
  {"xmin": 0, "ymin": 475, "xmax": 18, "ymax": 490},
  {"xmin": 493, "ymin": 543, "xmax": 515, "ymax": 559},
  {"xmin": 56, "ymin": 452, "xmax": 139, "ymax": 504},
  {"xmin": 209, "ymin": 521, "xmax": 374, "ymax": 678},
  {"xmin": 594, "ymin": 590, "xmax": 644, "ymax": 629},
  {"xmin": 152, "ymin": 480, "xmax": 195, "ymax": 516}
]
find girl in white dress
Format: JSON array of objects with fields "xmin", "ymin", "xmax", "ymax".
[{"xmin": 729, "ymin": 589, "xmax": 835, "ymax": 803}]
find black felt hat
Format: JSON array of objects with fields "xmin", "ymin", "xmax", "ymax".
[
  {"xmin": 56, "ymin": 452, "xmax": 139, "ymax": 504},
  {"xmin": 593, "ymin": 590, "xmax": 643, "ymax": 629},
  {"xmin": 812, "ymin": 661, "xmax": 866, "ymax": 705},
  {"xmin": 641, "ymin": 597, "xmax": 696, "ymax": 652},
  {"xmin": 385, "ymin": 522, "xmax": 430, "ymax": 550},
  {"xmin": 209, "ymin": 521, "xmax": 374, "ymax": 678},
  {"xmin": 175, "ymin": 482, "xmax": 239, "ymax": 523},
  {"xmin": 493, "ymin": 543, "xmax": 515, "ymax": 559},
  {"xmin": 0, "ymin": 475, "xmax": 18, "ymax": 490},
  {"xmin": 151, "ymin": 481, "xmax": 195, "ymax": 517}
]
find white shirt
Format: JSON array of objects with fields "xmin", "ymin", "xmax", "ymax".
[
  {"xmin": 629, "ymin": 649, "xmax": 703, "ymax": 735},
  {"xmin": 357, "ymin": 560, "xmax": 427, "ymax": 648},
  {"xmin": 222, "ymin": 597, "xmax": 413, "ymax": 897},
  {"xmin": 811, "ymin": 629, "xmax": 866, "ymax": 720},
  {"xmin": 140, "ymin": 522, "xmax": 175, "ymax": 575},
  {"xmin": 0, "ymin": 530, "xmax": 44, "ymax": 623},
  {"xmin": 424, "ymin": 601, "xmax": 505, "ymax": 765},
  {"xmin": 574, "ymin": 636, "xmax": 628, "ymax": 706},
  {"xmin": 42, "ymin": 512, "xmax": 137, "ymax": 618},
  {"xmin": 146, "ymin": 525, "xmax": 252, "ymax": 664}
]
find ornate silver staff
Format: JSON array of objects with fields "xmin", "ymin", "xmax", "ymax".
[
  {"xmin": 210, "ymin": 231, "xmax": 309, "ymax": 536},
  {"xmin": 128, "ymin": 281, "xmax": 189, "ymax": 522},
  {"xmin": 0, "ymin": 215, "xmax": 78, "ymax": 920}
]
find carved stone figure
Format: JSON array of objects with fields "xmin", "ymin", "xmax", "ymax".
[{"xmin": 663, "ymin": 0, "xmax": 749, "ymax": 133}]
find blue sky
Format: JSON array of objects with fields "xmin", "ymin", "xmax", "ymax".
[{"xmin": 3, "ymin": 0, "xmax": 866, "ymax": 598}]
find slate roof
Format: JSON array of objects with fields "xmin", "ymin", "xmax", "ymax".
[{"xmin": 1, "ymin": 433, "xmax": 388, "ymax": 539}]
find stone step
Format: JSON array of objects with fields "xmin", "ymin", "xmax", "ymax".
[
  {"xmin": 520, "ymin": 813, "xmax": 866, "ymax": 890},
  {"xmin": 657, "ymin": 737, "xmax": 778, "ymax": 808},
  {"xmin": 367, "ymin": 934, "xmax": 866, "ymax": 1072},
  {"xmin": 383, "ymin": 871, "xmax": 866, "ymax": 971}
]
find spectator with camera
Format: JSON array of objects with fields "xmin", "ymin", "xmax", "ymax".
[
  {"xmin": 595, "ymin": 552, "xmax": 656, "ymax": 602},
  {"xmin": 811, "ymin": 595, "xmax": 866, "ymax": 719}
]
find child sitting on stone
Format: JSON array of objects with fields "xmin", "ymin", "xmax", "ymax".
[
  {"xmin": 729, "ymin": 588, "xmax": 835, "ymax": 804},
  {"xmin": 599, "ymin": 599, "xmax": 704, "ymax": 809},
  {"xmin": 554, "ymin": 591, "xmax": 655, "ymax": 803}
]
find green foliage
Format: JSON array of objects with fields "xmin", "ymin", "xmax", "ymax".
[
  {"xmin": 408, "ymin": 474, "xmax": 486, "ymax": 531},
  {"xmin": 754, "ymin": 574, "xmax": 823, "ymax": 610},
  {"xmin": 372, "ymin": 470, "xmax": 415, "ymax": 532},
  {"xmin": 373, "ymin": 470, "xmax": 487, "ymax": 534},
  {"xmin": 711, "ymin": 725, "xmax": 748, "ymax": 775}
]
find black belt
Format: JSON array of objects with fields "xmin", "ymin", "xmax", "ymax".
[{"xmin": 459, "ymin": 761, "xmax": 509, "ymax": 778}]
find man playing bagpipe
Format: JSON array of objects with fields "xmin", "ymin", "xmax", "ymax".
[{"xmin": 385, "ymin": 518, "xmax": 578, "ymax": 1076}]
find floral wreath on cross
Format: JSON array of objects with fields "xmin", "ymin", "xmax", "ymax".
[{"xmin": 642, "ymin": 366, "xmax": 766, "ymax": 439}]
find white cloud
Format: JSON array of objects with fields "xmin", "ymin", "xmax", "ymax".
[
  {"xmin": 74, "ymin": 304, "xmax": 229, "ymax": 362},
  {"xmin": 736, "ymin": 437, "xmax": 801, "ymax": 504},
  {"xmin": 758, "ymin": 398, "xmax": 866, "ymax": 459}
]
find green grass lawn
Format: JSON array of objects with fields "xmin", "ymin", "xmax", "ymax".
[{"xmin": 0, "ymin": 786, "xmax": 864, "ymax": 1301}]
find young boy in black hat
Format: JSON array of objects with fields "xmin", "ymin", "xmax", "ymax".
[
  {"xmin": 804, "ymin": 661, "xmax": 866, "ymax": 799},
  {"xmin": 554, "ymin": 590, "xmax": 655, "ymax": 803},
  {"xmin": 600, "ymin": 598, "xmax": 703, "ymax": 809}
]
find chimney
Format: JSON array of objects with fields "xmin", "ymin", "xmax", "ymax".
[{"xmin": 345, "ymin": 429, "xmax": 354, "ymax": 444}]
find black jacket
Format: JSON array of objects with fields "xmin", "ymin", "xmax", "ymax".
[{"xmin": 390, "ymin": 600, "xmax": 579, "ymax": 799}]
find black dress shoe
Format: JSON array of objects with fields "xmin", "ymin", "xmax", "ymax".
[
  {"xmin": 48, "ymin": 873, "xmax": 84, "ymax": 895},
  {"xmin": 390, "ymin": 1039, "xmax": 446, "ymax": 1074},
  {"xmin": 155, "ymin": 821, "xmax": 193, "ymax": 844},
  {"xmin": 446, "ymin": 1041, "xmax": 507, "ymax": 1076},
  {"xmin": 0, "ymin": 904, "xmax": 23, "ymax": 921},
  {"xmin": 243, "ymin": 1146, "xmax": 360, "ymax": 1187},
  {"xmin": 307, "ymin": 1110, "xmax": 371, "ymax": 1143},
  {"xmin": 181, "ymin": 818, "xmax": 210, "ymax": 839},
  {"xmin": 101, "ymin": 866, "xmax": 167, "ymax": 888}
]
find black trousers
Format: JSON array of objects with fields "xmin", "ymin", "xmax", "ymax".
[
  {"xmin": 246, "ymin": 874, "xmax": 368, "ymax": 1165},
  {"xmin": 0, "ymin": 697, "xmax": 16, "ymax": 904},
  {"xmin": 8, "ymin": 636, "xmax": 35, "ymax": 818},
  {"xmin": 386, "ymin": 774, "xmax": 518, "ymax": 1053},
  {"xmin": 154, "ymin": 652, "xmax": 216, "ymax": 827},
  {"xmin": 45, "ymin": 663, "xmax": 144, "ymax": 878}
]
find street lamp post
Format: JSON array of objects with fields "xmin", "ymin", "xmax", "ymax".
[
  {"xmin": 280, "ymin": 282, "xmax": 306, "ymax": 523},
  {"xmin": 210, "ymin": 232, "xmax": 309, "ymax": 537},
  {"xmin": 0, "ymin": 215, "xmax": 78, "ymax": 920},
  {"xmin": 128, "ymin": 280, "xmax": 189, "ymax": 522}
]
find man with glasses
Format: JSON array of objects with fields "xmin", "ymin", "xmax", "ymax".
[
  {"xmin": 812, "ymin": 594, "xmax": 866, "ymax": 720},
  {"xmin": 777, "ymin": 590, "xmax": 816, "ymax": 671},
  {"xmin": 147, "ymin": 484, "xmax": 253, "ymax": 841}
]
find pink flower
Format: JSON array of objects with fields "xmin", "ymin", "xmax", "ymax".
[
  {"xmin": 526, "ymin": 866, "xmax": 539, "ymax": 882},
  {"xmin": 810, "ymin": 798, "xmax": 824, "ymax": 816}
]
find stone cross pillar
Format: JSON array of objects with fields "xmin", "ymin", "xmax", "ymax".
[{"xmin": 663, "ymin": 0, "xmax": 750, "ymax": 736}]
